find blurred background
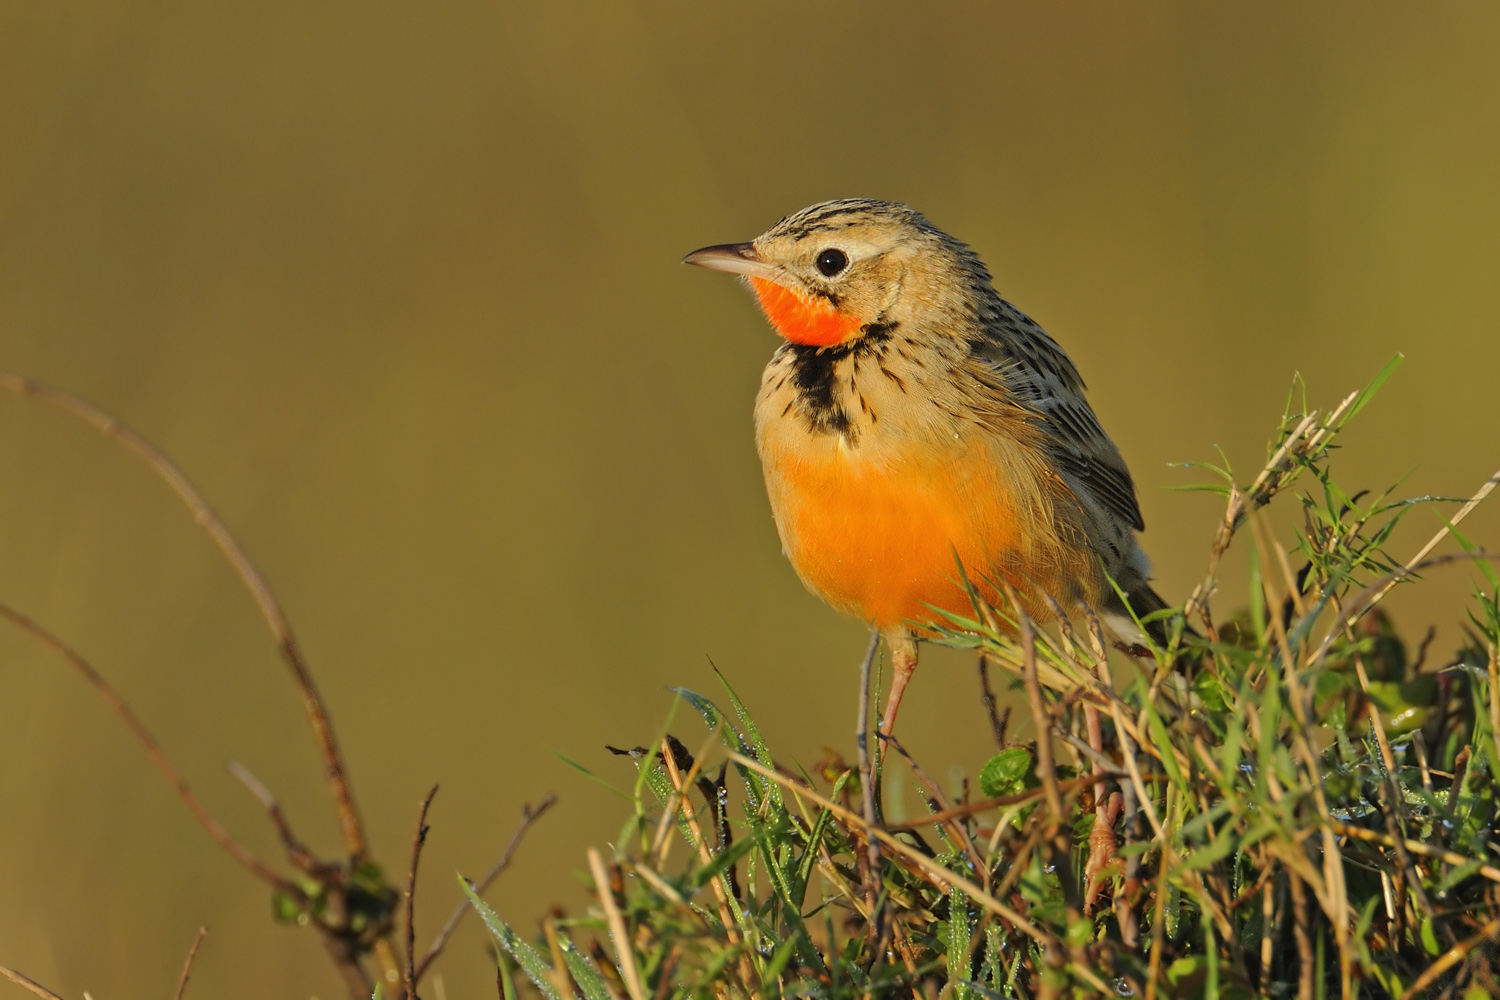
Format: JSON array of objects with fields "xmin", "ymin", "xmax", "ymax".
[{"xmin": 2, "ymin": 2, "xmax": 1498, "ymax": 996}]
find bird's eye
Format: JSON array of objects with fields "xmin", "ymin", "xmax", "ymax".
[{"xmin": 815, "ymin": 248, "xmax": 848, "ymax": 277}]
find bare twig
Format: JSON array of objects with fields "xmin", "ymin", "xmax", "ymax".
[
  {"xmin": 0, "ymin": 369, "xmax": 367, "ymax": 860},
  {"xmin": 0, "ymin": 602, "xmax": 295, "ymax": 895},
  {"xmin": 880, "ymin": 732, "xmax": 987, "ymax": 885},
  {"xmin": 173, "ymin": 926, "xmax": 208, "ymax": 1000},
  {"xmin": 588, "ymin": 849, "xmax": 647, "ymax": 1000},
  {"xmin": 403, "ymin": 785, "xmax": 440, "ymax": 1000},
  {"xmin": 415, "ymin": 795, "xmax": 556, "ymax": 982},
  {"xmin": 0, "ymin": 964, "xmax": 64, "ymax": 1000},
  {"xmin": 977, "ymin": 654, "xmax": 1008, "ymax": 750},
  {"xmin": 227, "ymin": 760, "xmax": 323, "ymax": 876}
]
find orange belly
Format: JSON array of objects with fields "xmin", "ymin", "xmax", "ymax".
[{"xmin": 765, "ymin": 440, "xmax": 1032, "ymax": 631}]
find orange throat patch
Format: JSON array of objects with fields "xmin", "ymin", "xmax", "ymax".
[{"xmin": 749, "ymin": 276, "xmax": 860, "ymax": 347}]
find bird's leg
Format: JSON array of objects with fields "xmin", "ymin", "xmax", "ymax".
[{"xmin": 879, "ymin": 631, "xmax": 919, "ymax": 736}]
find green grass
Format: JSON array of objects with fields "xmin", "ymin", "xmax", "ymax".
[{"xmin": 471, "ymin": 358, "xmax": 1500, "ymax": 1000}]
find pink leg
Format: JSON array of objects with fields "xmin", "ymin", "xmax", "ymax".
[{"xmin": 879, "ymin": 631, "xmax": 919, "ymax": 736}]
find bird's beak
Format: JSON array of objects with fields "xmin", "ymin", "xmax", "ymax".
[{"xmin": 682, "ymin": 242, "xmax": 784, "ymax": 283}]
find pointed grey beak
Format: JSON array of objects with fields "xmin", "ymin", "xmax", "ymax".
[{"xmin": 682, "ymin": 242, "xmax": 783, "ymax": 282}]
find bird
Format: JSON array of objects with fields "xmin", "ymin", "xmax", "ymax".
[{"xmin": 684, "ymin": 198, "xmax": 1171, "ymax": 734}]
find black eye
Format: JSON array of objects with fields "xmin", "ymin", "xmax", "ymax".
[{"xmin": 815, "ymin": 248, "xmax": 848, "ymax": 277}]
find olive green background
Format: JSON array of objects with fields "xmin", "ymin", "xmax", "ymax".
[{"xmin": 2, "ymin": 3, "xmax": 1498, "ymax": 996}]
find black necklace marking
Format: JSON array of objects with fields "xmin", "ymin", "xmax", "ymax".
[{"xmin": 781, "ymin": 321, "xmax": 899, "ymax": 438}]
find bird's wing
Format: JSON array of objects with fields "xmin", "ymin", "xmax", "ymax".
[{"xmin": 968, "ymin": 302, "xmax": 1146, "ymax": 534}]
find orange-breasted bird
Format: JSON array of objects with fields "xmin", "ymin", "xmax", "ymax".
[{"xmin": 685, "ymin": 199, "xmax": 1170, "ymax": 734}]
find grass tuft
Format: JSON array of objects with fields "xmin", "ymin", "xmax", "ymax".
[{"xmin": 477, "ymin": 362, "xmax": 1500, "ymax": 999}]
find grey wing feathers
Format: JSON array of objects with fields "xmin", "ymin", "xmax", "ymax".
[{"xmin": 971, "ymin": 302, "xmax": 1146, "ymax": 534}]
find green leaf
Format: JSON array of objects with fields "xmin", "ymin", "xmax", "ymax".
[
  {"xmin": 1420, "ymin": 917, "xmax": 1441, "ymax": 956},
  {"xmin": 461, "ymin": 877, "xmax": 570, "ymax": 1000},
  {"xmin": 794, "ymin": 770, "xmax": 850, "ymax": 904},
  {"xmin": 1341, "ymin": 353, "xmax": 1403, "ymax": 425},
  {"xmin": 760, "ymin": 935, "xmax": 799, "ymax": 990},
  {"xmin": 553, "ymin": 751, "xmax": 632, "ymax": 801},
  {"xmin": 559, "ymin": 937, "xmax": 614, "ymax": 1000},
  {"xmin": 1143, "ymin": 703, "xmax": 1189, "ymax": 796},
  {"xmin": 498, "ymin": 954, "xmax": 519, "ymax": 1000},
  {"xmin": 745, "ymin": 810, "xmax": 827, "ymax": 974},
  {"xmin": 979, "ymin": 747, "xmax": 1034, "ymax": 798},
  {"xmin": 948, "ymin": 884, "xmax": 972, "ymax": 1000},
  {"xmin": 1193, "ymin": 669, "xmax": 1230, "ymax": 712},
  {"xmin": 713, "ymin": 667, "xmax": 785, "ymax": 811},
  {"xmin": 671, "ymin": 686, "xmax": 771, "ymax": 810}
]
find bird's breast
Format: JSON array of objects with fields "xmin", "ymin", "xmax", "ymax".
[
  {"xmin": 753, "ymin": 339, "xmax": 1098, "ymax": 630},
  {"xmin": 754, "ymin": 347, "xmax": 1043, "ymax": 629}
]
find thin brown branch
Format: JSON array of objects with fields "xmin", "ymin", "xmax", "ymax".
[
  {"xmin": 0, "ymin": 964, "xmax": 64, "ymax": 1000},
  {"xmin": 0, "ymin": 602, "xmax": 295, "ymax": 895},
  {"xmin": 227, "ymin": 760, "xmax": 324, "ymax": 876},
  {"xmin": 415, "ymin": 794, "xmax": 556, "ymax": 982},
  {"xmin": 1259, "ymin": 876, "xmax": 1275, "ymax": 990},
  {"xmin": 0, "ymin": 369, "xmax": 367, "ymax": 861},
  {"xmin": 322, "ymin": 933, "xmax": 375, "ymax": 999},
  {"xmin": 403, "ymin": 785, "xmax": 440, "ymax": 1000},
  {"xmin": 173, "ymin": 926, "xmax": 208, "ymax": 1000},
  {"xmin": 977, "ymin": 654, "xmax": 1008, "ymax": 750},
  {"xmin": 880, "ymin": 732, "xmax": 987, "ymax": 887}
]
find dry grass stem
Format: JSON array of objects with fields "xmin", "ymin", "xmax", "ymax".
[
  {"xmin": 588, "ymin": 849, "xmax": 647, "ymax": 1000},
  {"xmin": 172, "ymin": 927, "xmax": 208, "ymax": 1000},
  {"xmin": 0, "ymin": 965, "xmax": 64, "ymax": 1000},
  {"xmin": 1359, "ymin": 465, "xmax": 1500, "ymax": 621}
]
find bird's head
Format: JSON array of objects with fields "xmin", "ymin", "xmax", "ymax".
[{"xmin": 684, "ymin": 199, "xmax": 978, "ymax": 348}]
